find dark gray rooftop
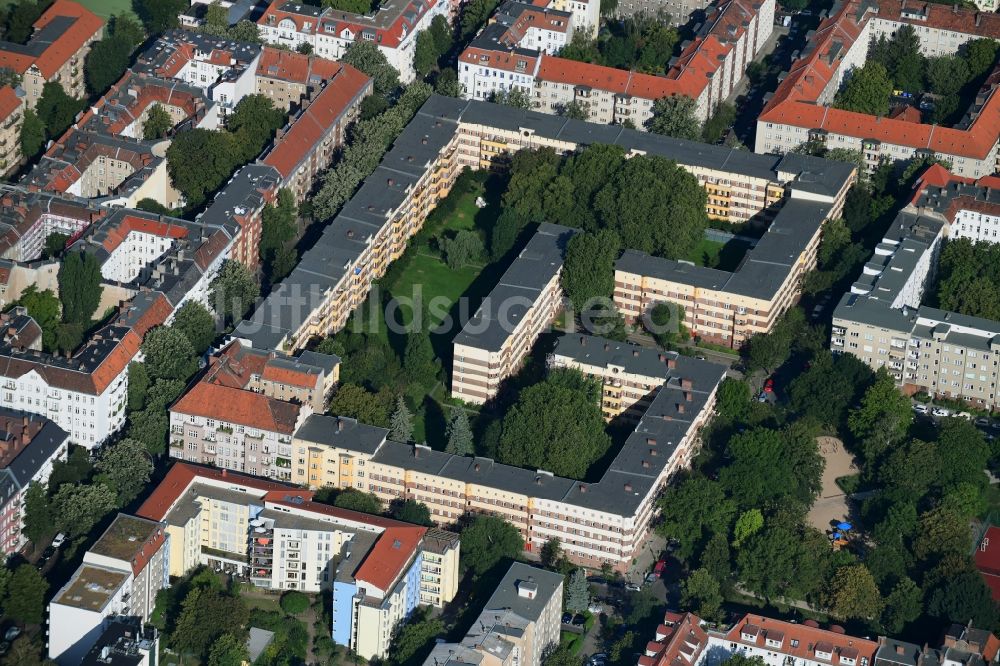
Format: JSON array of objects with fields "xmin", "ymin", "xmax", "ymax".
[
  {"xmin": 553, "ymin": 334, "xmax": 676, "ymax": 380},
  {"xmin": 295, "ymin": 414, "xmax": 388, "ymax": 455},
  {"xmin": 453, "ymin": 223, "xmax": 577, "ymax": 351},
  {"xmin": 481, "ymin": 562, "xmax": 563, "ymax": 622}
]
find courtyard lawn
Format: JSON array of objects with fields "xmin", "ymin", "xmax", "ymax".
[
  {"xmin": 685, "ymin": 236, "xmax": 751, "ymax": 271},
  {"xmin": 77, "ymin": 0, "xmax": 137, "ymax": 18}
]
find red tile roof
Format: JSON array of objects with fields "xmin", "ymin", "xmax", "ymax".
[
  {"xmin": 27, "ymin": 0, "xmax": 103, "ymax": 78},
  {"xmin": 257, "ymin": 47, "xmax": 343, "ymax": 85},
  {"xmin": 760, "ymin": 0, "xmax": 1000, "ymax": 160},
  {"xmin": 263, "ymin": 63, "xmax": 371, "ymax": 179},
  {"xmin": 353, "ymin": 525, "xmax": 427, "ymax": 591},
  {"xmin": 726, "ymin": 614, "xmax": 878, "ymax": 666},
  {"xmin": 0, "ymin": 86, "xmax": 21, "ymax": 121},
  {"xmin": 641, "ymin": 612, "xmax": 708, "ymax": 666},
  {"xmin": 170, "ymin": 381, "xmax": 302, "ymax": 434},
  {"xmin": 875, "ymin": 0, "xmax": 1000, "ymax": 39},
  {"xmin": 99, "ymin": 215, "xmax": 189, "ymax": 254},
  {"xmin": 261, "ymin": 363, "xmax": 321, "ymax": 389},
  {"xmin": 976, "ymin": 526, "xmax": 1000, "ymax": 600},
  {"xmin": 136, "ymin": 462, "xmax": 300, "ymax": 521}
]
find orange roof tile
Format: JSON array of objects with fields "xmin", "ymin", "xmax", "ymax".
[
  {"xmin": 0, "ymin": 86, "xmax": 21, "ymax": 120},
  {"xmin": 29, "ymin": 0, "xmax": 103, "ymax": 79},
  {"xmin": 261, "ymin": 363, "xmax": 321, "ymax": 389},
  {"xmin": 136, "ymin": 462, "xmax": 304, "ymax": 521},
  {"xmin": 257, "ymin": 47, "xmax": 343, "ymax": 85},
  {"xmin": 263, "ymin": 64, "xmax": 370, "ymax": 179},
  {"xmin": 170, "ymin": 381, "xmax": 302, "ymax": 434},
  {"xmin": 353, "ymin": 525, "xmax": 426, "ymax": 591}
]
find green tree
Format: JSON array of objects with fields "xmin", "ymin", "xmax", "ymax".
[
  {"xmin": 96, "ymin": 438, "xmax": 152, "ymax": 506},
  {"xmin": 847, "ymin": 369, "xmax": 912, "ymax": 461},
  {"xmin": 19, "ymin": 108, "xmax": 44, "ymax": 159},
  {"xmin": 498, "ymin": 370, "xmax": 610, "ymax": 479},
  {"xmin": 141, "ymin": 326, "xmax": 198, "ymax": 381},
  {"xmin": 656, "ymin": 478, "xmax": 735, "ymax": 561},
  {"xmin": 85, "ymin": 32, "xmax": 134, "ymax": 96},
  {"xmin": 870, "ymin": 25, "xmax": 925, "ymax": 93},
  {"xmin": 390, "ymin": 499, "xmax": 433, "ymax": 526},
  {"xmin": 719, "ymin": 426, "xmax": 823, "ymax": 508},
  {"xmin": 835, "ymin": 62, "xmax": 892, "ymax": 116},
  {"xmin": 21, "ymin": 482, "xmax": 52, "ymax": 546},
  {"xmin": 490, "ymin": 87, "xmax": 532, "ymax": 109},
  {"xmin": 434, "ymin": 68, "xmax": 463, "ymax": 97},
  {"xmin": 440, "ymin": 229, "xmax": 484, "ymax": 269},
  {"xmin": 58, "ymin": 250, "xmax": 102, "ymax": 325},
  {"xmin": 702, "ymin": 102, "xmax": 736, "ymax": 144},
  {"xmin": 540, "ymin": 537, "xmax": 564, "ymax": 569},
  {"xmin": 14, "ymin": 285, "xmax": 60, "ymax": 351},
  {"xmin": 561, "ymin": 230, "xmax": 620, "ymax": 310},
  {"xmin": 414, "ymin": 29, "xmax": 440, "ymax": 77},
  {"xmin": 330, "ymin": 383, "xmax": 391, "ymax": 427},
  {"xmin": 143, "ymin": 103, "xmax": 173, "ymax": 141},
  {"xmin": 647, "ymin": 96, "xmax": 701, "ymax": 140},
  {"xmin": 127, "ymin": 362, "xmax": 149, "ymax": 411},
  {"xmin": 460, "ymin": 0, "xmax": 500, "ymax": 40},
  {"xmin": 135, "ymin": 0, "xmax": 185, "ymax": 33},
  {"xmin": 722, "ymin": 657, "xmax": 767, "ymax": 666},
  {"xmin": 565, "ymin": 568, "xmax": 590, "ymax": 613},
  {"xmin": 460, "ymin": 514, "xmax": 524, "ymax": 574},
  {"xmin": 881, "ymin": 577, "xmax": 922, "ymax": 634},
  {"xmin": 445, "ymin": 408, "xmax": 474, "ymax": 456},
  {"xmin": 324, "ymin": 0, "xmax": 373, "ymax": 12},
  {"xmin": 210, "ymin": 260, "xmax": 259, "ymax": 324},
  {"xmin": 681, "ymin": 568, "xmax": 723, "ymax": 620},
  {"xmin": 926, "ymin": 569, "xmax": 997, "ymax": 627},
  {"xmin": 166, "ymin": 128, "xmax": 239, "ymax": 207},
  {"xmin": 389, "ymin": 608, "xmax": 444, "ymax": 666},
  {"xmin": 4, "ymin": 0, "xmax": 44, "ymax": 44},
  {"xmin": 390, "ymin": 396, "xmax": 414, "ymax": 442},
  {"xmin": 343, "ymin": 41, "xmax": 401, "ymax": 96},
  {"xmin": 926, "ymin": 54, "xmax": 970, "ymax": 97},
  {"xmin": 227, "ymin": 19, "xmax": 260, "ymax": 43},
  {"xmin": 4, "ymin": 565, "xmax": 46, "ymax": 625},
  {"xmin": 172, "ymin": 301, "xmax": 217, "ymax": 355},
  {"xmin": 823, "ymin": 565, "xmax": 883, "ymax": 620},
  {"xmin": 403, "ymin": 329, "xmax": 436, "ymax": 385},
  {"xmin": 936, "ymin": 417, "xmax": 990, "ymax": 491},
  {"xmin": 913, "ymin": 505, "xmax": 969, "ymax": 562},
  {"xmin": 135, "ymin": 198, "xmax": 171, "ymax": 215},
  {"xmin": 279, "ymin": 591, "xmax": 310, "ymax": 615},
  {"xmin": 128, "ymin": 405, "xmax": 170, "ymax": 455},
  {"xmin": 171, "ymin": 587, "xmax": 250, "ymax": 660},
  {"xmin": 43, "ymin": 232, "xmax": 69, "ymax": 259},
  {"xmin": 561, "ymin": 100, "xmax": 589, "ymax": 120},
  {"xmin": 736, "ymin": 521, "xmax": 829, "ymax": 601},
  {"xmin": 732, "ymin": 508, "xmax": 764, "ymax": 547},
  {"xmin": 205, "ymin": 1, "xmax": 228, "ymax": 31},
  {"xmin": 208, "ymin": 633, "xmax": 250, "ymax": 666},
  {"xmin": 36, "ymin": 82, "xmax": 84, "ymax": 139},
  {"xmin": 544, "ymin": 645, "xmax": 582, "ymax": 666},
  {"xmin": 964, "ymin": 38, "xmax": 1000, "ymax": 79},
  {"xmin": 333, "ymin": 488, "xmax": 383, "ymax": 514},
  {"xmin": 226, "ymin": 94, "xmax": 286, "ymax": 163},
  {"xmin": 52, "ymin": 482, "xmax": 117, "ymax": 538}
]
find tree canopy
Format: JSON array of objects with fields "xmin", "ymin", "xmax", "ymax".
[
  {"xmin": 58, "ymin": 250, "xmax": 102, "ymax": 325},
  {"xmin": 460, "ymin": 514, "xmax": 524, "ymax": 574},
  {"xmin": 647, "ymin": 95, "xmax": 702, "ymax": 139},
  {"xmin": 835, "ymin": 62, "xmax": 892, "ymax": 116},
  {"xmin": 498, "ymin": 369, "xmax": 610, "ymax": 478}
]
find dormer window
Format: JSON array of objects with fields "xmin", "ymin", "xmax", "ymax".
[{"xmin": 765, "ymin": 637, "xmax": 783, "ymax": 648}]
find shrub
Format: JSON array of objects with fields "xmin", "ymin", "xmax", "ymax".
[{"xmin": 279, "ymin": 591, "xmax": 310, "ymax": 615}]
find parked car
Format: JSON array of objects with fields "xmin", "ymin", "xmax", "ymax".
[
  {"xmin": 912, "ymin": 403, "xmax": 929, "ymax": 414},
  {"xmin": 51, "ymin": 533, "xmax": 66, "ymax": 549},
  {"xmin": 3, "ymin": 627, "xmax": 19, "ymax": 642},
  {"xmin": 588, "ymin": 603, "xmax": 604, "ymax": 614},
  {"xmin": 932, "ymin": 407, "xmax": 951, "ymax": 417},
  {"xmin": 572, "ymin": 614, "xmax": 586, "ymax": 626},
  {"xmin": 645, "ymin": 573, "xmax": 659, "ymax": 584},
  {"xmin": 589, "ymin": 654, "xmax": 608, "ymax": 666},
  {"xmin": 562, "ymin": 613, "xmax": 573, "ymax": 625},
  {"xmin": 764, "ymin": 378, "xmax": 775, "ymax": 393},
  {"xmin": 625, "ymin": 583, "xmax": 641, "ymax": 592},
  {"xmin": 653, "ymin": 558, "xmax": 668, "ymax": 576},
  {"xmin": 957, "ymin": 412, "xmax": 974, "ymax": 420},
  {"xmin": 976, "ymin": 417, "xmax": 990, "ymax": 427}
]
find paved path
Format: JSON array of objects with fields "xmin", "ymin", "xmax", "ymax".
[{"xmin": 807, "ymin": 436, "xmax": 859, "ymax": 533}]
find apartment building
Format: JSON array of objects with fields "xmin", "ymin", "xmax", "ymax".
[
  {"xmin": 639, "ymin": 611, "xmax": 709, "ymax": 666},
  {"xmin": 167, "ymin": 339, "xmax": 340, "ymax": 479},
  {"xmin": 261, "ymin": 62, "xmax": 372, "ymax": 202},
  {"xmin": 133, "ymin": 30, "xmax": 262, "ymax": 119},
  {"xmin": 257, "ymin": 0, "xmax": 448, "ymax": 82},
  {"xmin": 831, "ymin": 167, "xmax": 1000, "ymax": 408},
  {"xmin": 0, "ymin": 409, "xmax": 68, "ymax": 555},
  {"xmin": 237, "ymin": 94, "xmax": 853, "ymax": 353},
  {"xmin": 294, "ymin": 351, "xmax": 725, "ymax": 572},
  {"xmin": 48, "ymin": 514, "xmax": 168, "ymax": 665},
  {"xmin": 551, "ymin": 334, "xmax": 678, "ymax": 421},
  {"xmin": 80, "ymin": 70, "xmax": 211, "ymax": 140},
  {"xmin": 0, "ymin": 0, "xmax": 103, "ymax": 107},
  {"xmin": 908, "ymin": 164, "xmax": 1000, "ymax": 244},
  {"xmin": 875, "ymin": 630, "xmax": 1000, "ymax": 666},
  {"xmin": 460, "ymin": 0, "xmax": 775, "ymax": 126},
  {"xmin": 424, "ymin": 563, "xmax": 563, "ymax": 666},
  {"xmin": 136, "ymin": 462, "xmax": 460, "ymax": 660},
  {"xmin": 80, "ymin": 620, "xmax": 158, "ymax": 666},
  {"xmin": 197, "ymin": 163, "xmax": 282, "ymax": 270},
  {"xmin": 614, "ymin": 0, "xmax": 710, "ymax": 21},
  {"xmin": 451, "ymin": 223, "xmax": 577, "ymax": 404},
  {"xmin": 756, "ymin": 0, "xmax": 1000, "ymax": 179},
  {"xmin": 254, "ymin": 46, "xmax": 348, "ymax": 110},
  {"xmin": 0, "ymin": 187, "xmax": 99, "ymax": 262},
  {"xmin": 614, "ymin": 196, "xmax": 846, "ymax": 349},
  {"xmin": 0, "ymin": 87, "xmax": 23, "ymax": 177}
]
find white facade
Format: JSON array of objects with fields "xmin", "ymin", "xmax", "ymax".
[
  {"xmin": 0, "ymin": 366, "xmax": 129, "ymax": 449},
  {"xmin": 101, "ymin": 231, "xmax": 176, "ymax": 283},
  {"xmin": 950, "ymin": 208, "xmax": 1000, "ymax": 244},
  {"xmin": 48, "ymin": 568, "xmax": 132, "ymax": 665}
]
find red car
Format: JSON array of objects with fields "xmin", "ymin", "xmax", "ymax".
[
  {"xmin": 764, "ymin": 378, "xmax": 775, "ymax": 393},
  {"xmin": 653, "ymin": 558, "xmax": 668, "ymax": 576}
]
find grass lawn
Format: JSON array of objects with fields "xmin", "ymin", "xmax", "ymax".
[{"xmin": 76, "ymin": 0, "xmax": 136, "ymax": 19}]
